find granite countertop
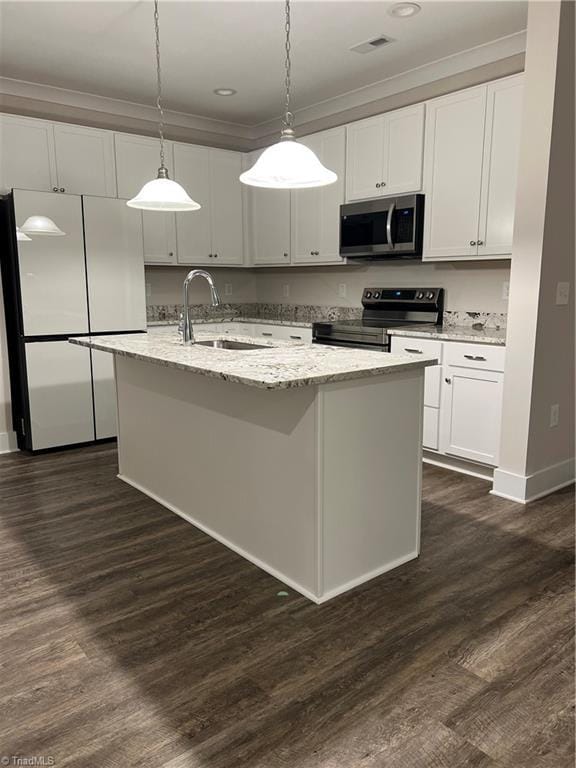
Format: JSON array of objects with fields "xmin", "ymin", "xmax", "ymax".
[
  {"xmin": 388, "ymin": 324, "xmax": 507, "ymax": 346},
  {"xmin": 70, "ymin": 329, "xmax": 436, "ymax": 390},
  {"xmin": 147, "ymin": 317, "xmax": 313, "ymax": 329}
]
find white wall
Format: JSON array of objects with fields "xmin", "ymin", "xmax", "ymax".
[
  {"xmin": 253, "ymin": 261, "xmax": 510, "ymax": 313},
  {"xmin": 493, "ymin": 0, "xmax": 574, "ymax": 502}
]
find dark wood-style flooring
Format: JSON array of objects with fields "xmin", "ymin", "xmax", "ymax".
[{"xmin": 0, "ymin": 443, "xmax": 573, "ymax": 768}]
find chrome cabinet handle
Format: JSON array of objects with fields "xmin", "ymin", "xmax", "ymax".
[
  {"xmin": 214, "ymin": 253, "xmax": 218, "ymax": 258},
  {"xmin": 262, "ymin": 332, "xmax": 273, "ymax": 337},
  {"xmin": 477, "ymin": 240, "xmax": 484, "ymax": 246},
  {"xmin": 59, "ymin": 187, "xmax": 65, "ymax": 193},
  {"xmin": 168, "ymin": 252, "xmax": 174, "ymax": 257},
  {"xmin": 290, "ymin": 335, "xmax": 302, "ymax": 340},
  {"xmin": 470, "ymin": 240, "xmax": 477, "ymax": 246},
  {"xmin": 404, "ymin": 348, "xmax": 423, "ymax": 354},
  {"xmin": 283, "ymin": 252, "xmax": 289, "ymax": 258},
  {"xmin": 376, "ymin": 183, "xmax": 381, "ymax": 189},
  {"xmin": 381, "ymin": 181, "xmax": 386, "ymax": 186},
  {"xmin": 52, "ymin": 186, "xmax": 58, "ymax": 192},
  {"xmin": 445, "ymin": 377, "xmax": 451, "ymax": 384},
  {"xmin": 464, "ymin": 354, "xmax": 486, "ymax": 361}
]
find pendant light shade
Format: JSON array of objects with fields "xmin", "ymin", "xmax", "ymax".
[
  {"xmin": 127, "ymin": 0, "xmax": 200, "ymax": 212},
  {"xmin": 16, "ymin": 227, "xmax": 32, "ymax": 242},
  {"xmin": 127, "ymin": 169, "xmax": 201, "ymax": 211},
  {"xmin": 240, "ymin": 0, "xmax": 337, "ymax": 190},
  {"xmin": 20, "ymin": 216, "xmax": 66, "ymax": 236},
  {"xmin": 240, "ymin": 131, "xmax": 337, "ymax": 189}
]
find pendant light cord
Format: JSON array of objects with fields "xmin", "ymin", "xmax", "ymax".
[
  {"xmin": 283, "ymin": 0, "xmax": 294, "ymax": 130},
  {"xmin": 154, "ymin": 0, "xmax": 166, "ymax": 170}
]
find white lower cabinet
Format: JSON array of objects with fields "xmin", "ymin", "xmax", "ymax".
[
  {"xmin": 391, "ymin": 335, "xmax": 505, "ymax": 467},
  {"xmin": 251, "ymin": 324, "xmax": 312, "ymax": 343}
]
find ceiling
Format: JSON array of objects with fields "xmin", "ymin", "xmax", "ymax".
[{"xmin": 0, "ymin": 0, "xmax": 527, "ymax": 127}]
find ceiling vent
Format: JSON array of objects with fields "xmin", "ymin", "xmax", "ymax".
[{"xmin": 350, "ymin": 35, "xmax": 394, "ymax": 55}]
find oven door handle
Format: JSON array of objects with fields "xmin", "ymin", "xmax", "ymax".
[{"xmin": 386, "ymin": 201, "xmax": 395, "ymax": 248}]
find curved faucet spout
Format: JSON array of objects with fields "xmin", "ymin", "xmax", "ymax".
[{"xmin": 182, "ymin": 270, "xmax": 221, "ymax": 344}]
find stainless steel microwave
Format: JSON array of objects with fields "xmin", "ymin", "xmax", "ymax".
[{"xmin": 340, "ymin": 194, "xmax": 425, "ymax": 259}]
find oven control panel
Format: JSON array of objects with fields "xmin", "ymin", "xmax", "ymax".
[{"xmin": 362, "ymin": 288, "xmax": 442, "ymax": 304}]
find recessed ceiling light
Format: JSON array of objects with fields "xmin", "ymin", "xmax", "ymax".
[
  {"xmin": 388, "ymin": 2, "xmax": 421, "ymax": 18},
  {"xmin": 213, "ymin": 88, "xmax": 237, "ymax": 96}
]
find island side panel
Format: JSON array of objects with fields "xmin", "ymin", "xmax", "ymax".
[
  {"xmin": 318, "ymin": 369, "xmax": 424, "ymax": 601},
  {"xmin": 114, "ymin": 355, "xmax": 320, "ymax": 599}
]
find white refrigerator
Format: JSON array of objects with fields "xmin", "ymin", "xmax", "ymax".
[{"xmin": 1, "ymin": 189, "xmax": 146, "ymax": 451}]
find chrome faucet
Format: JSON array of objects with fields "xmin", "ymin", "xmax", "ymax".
[{"xmin": 181, "ymin": 269, "xmax": 221, "ymax": 344}]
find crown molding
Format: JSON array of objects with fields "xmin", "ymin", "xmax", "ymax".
[
  {"xmin": 251, "ymin": 30, "xmax": 527, "ymax": 139},
  {"xmin": 0, "ymin": 29, "xmax": 526, "ymax": 149}
]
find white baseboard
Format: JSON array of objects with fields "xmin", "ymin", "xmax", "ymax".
[
  {"xmin": 0, "ymin": 430, "xmax": 18, "ymax": 454},
  {"xmin": 492, "ymin": 457, "xmax": 575, "ymax": 504}
]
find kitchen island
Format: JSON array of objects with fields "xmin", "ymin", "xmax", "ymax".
[{"xmin": 71, "ymin": 329, "xmax": 436, "ymax": 603}]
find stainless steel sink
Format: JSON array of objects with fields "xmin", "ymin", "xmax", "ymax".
[{"xmin": 195, "ymin": 339, "xmax": 268, "ymax": 350}]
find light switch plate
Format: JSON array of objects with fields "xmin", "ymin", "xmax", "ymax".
[
  {"xmin": 550, "ymin": 403, "xmax": 560, "ymax": 428},
  {"xmin": 502, "ymin": 282, "xmax": 510, "ymax": 300},
  {"xmin": 224, "ymin": 283, "xmax": 233, "ymax": 296},
  {"xmin": 282, "ymin": 284, "xmax": 290, "ymax": 298},
  {"xmin": 556, "ymin": 282, "xmax": 570, "ymax": 305},
  {"xmin": 338, "ymin": 283, "xmax": 347, "ymax": 299}
]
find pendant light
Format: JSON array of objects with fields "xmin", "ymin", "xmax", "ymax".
[
  {"xmin": 20, "ymin": 216, "xmax": 66, "ymax": 236},
  {"xmin": 240, "ymin": 0, "xmax": 337, "ymax": 189},
  {"xmin": 127, "ymin": 0, "xmax": 200, "ymax": 211},
  {"xmin": 16, "ymin": 227, "xmax": 32, "ymax": 242}
]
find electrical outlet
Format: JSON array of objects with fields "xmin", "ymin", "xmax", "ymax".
[
  {"xmin": 145, "ymin": 282, "xmax": 152, "ymax": 299},
  {"xmin": 338, "ymin": 283, "xmax": 347, "ymax": 299},
  {"xmin": 550, "ymin": 403, "xmax": 560, "ymax": 428},
  {"xmin": 502, "ymin": 281, "xmax": 510, "ymax": 300},
  {"xmin": 224, "ymin": 283, "xmax": 233, "ymax": 296},
  {"xmin": 282, "ymin": 284, "xmax": 290, "ymax": 298},
  {"xmin": 556, "ymin": 282, "xmax": 570, "ymax": 305}
]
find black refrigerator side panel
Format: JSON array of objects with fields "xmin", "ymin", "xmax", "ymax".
[{"xmin": 0, "ymin": 194, "xmax": 32, "ymax": 450}]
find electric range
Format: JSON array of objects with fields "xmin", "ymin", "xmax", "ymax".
[{"xmin": 312, "ymin": 287, "xmax": 444, "ymax": 351}]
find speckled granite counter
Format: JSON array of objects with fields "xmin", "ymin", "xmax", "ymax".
[
  {"xmin": 71, "ymin": 329, "xmax": 436, "ymax": 390},
  {"xmin": 388, "ymin": 325, "xmax": 507, "ymax": 346}
]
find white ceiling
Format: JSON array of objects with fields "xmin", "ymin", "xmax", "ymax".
[{"xmin": 0, "ymin": 0, "xmax": 527, "ymax": 127}]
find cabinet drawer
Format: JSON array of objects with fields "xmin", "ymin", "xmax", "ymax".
[
  {"xmin": 423, "ymin": 406, "xmax": 439, "ymax": 451},
  {"xmin": 444, "ymin": 341, "xmax": 505, "ymax": 372},
  {"xmin": 390, "ymin": 336, "xmax": 442, "ymax": 361},
  {"xmin": 252, "ymin": 324, "xmax": 312, "ymax": 343}
]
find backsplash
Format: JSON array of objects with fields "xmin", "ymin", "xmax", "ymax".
[{"xmin": 147, "ymin": 302, "xmax": 506, "ymax": 328}]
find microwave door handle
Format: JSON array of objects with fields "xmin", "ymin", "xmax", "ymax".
[{"xmin": 386, "ymin": 201, "xmax": 395, "ymax": 248}]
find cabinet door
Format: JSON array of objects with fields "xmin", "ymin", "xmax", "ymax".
[
  {"xmin": 14, "ymin": 190, "xmax": 88, "ymax": 336},
  {"xmin": 0, "ymin": 114, "xmax": 57, "ymax": 193},
  {"xmin": 91, "ymin": 349, "xmax": 117, "ymax": 439},
  {"xmin": 384, "ymin": 104, "xmax": 425, "ymax": 196},
  {"xmin": 422, "ymin": 86, "xmax": 487, "ymax": 260},
  {"xmin": 142, "ymin": 211, "xmax": 177, "ymax": 264},
  {"xmin": 53, "ymin": 124, "xmax": 116, "ymax": 197},
  {"xmin": 247, "ymin": 151, "xmax": 291, "ymax": 266},
  {"xmin": 478, "ymin": 76, "xmax": 523, "ymax": 257},
  {"xmin": 210, "ymin": 149, "xmax": 244, "ymax": 265},
  {"xmin": 440, "ymin": 367, "xmax": 503, "ymax": 466},
  {"xmin": 25, "ymin": 341, "xmax": 94, "ymax": 450},
  {"xmin": 83, "ymin": 197, "xmax": 146, "ymax": 332},
  {"xmin": 345, "ymin": 116, "xmax": 385, "ymax": 201},
  {"xmin": 115, "ymin": 134, "xmax": 173, "ymax": 200},
  {"xmin": 293, "ymin": 128, "xmax": 346, "ymax": 264},
  {"xmin": 173, "ymin": 143, "xmax": 212, "ymax": 265}
]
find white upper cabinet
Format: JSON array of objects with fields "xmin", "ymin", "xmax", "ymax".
[
  {"xmin": 345, "ymin": 104, "xmax": 425, "ymax": 201},
  {"xmin": 423, "ymin": 74, "xmax": 523, "ymax": 261},
  {"xmin": 14, "ymin": 190, "xmax": 88, "ymax": 336},
  {"xmin": 292, "ymin": 127, "xmax": 346, "ymax": 265},
  {"xmin": 477, "ymin": 76, "xmax": 524, "ymax": 257},
  {"xmin": 115, "ymin": 133, "xmax": 174, "ymax": 200},
  {"xmin": 83, "ymin": 197, "xmax": 146, "ymax": 332},
  {"xmin": 0, "ymin": 114, "xmax": 57, "ymax": 193},
  {"xmin": 422, "ymin": 85, "xmax": 487, "ymax": 260},
  {"xmin": 210, "ymin": 149, "xmax": 244, "ymax": 265},
  {"xmin": 53, "ymin": 124, "xmax": 117, "ymax": 197},
  {"xmin": 174, "ymin": 144, "xmax": 244, "ymax": 266},
  {"xmin": 173, "ymin": 143, "xmax": 212, "ymax": 265},
  {"xmin": 246, "ymin": 151, "xmax": 291, "ymax": 266}
]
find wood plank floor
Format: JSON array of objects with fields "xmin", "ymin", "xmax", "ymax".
[{"xmin": 0, "ymin": 443, "xmax": 573, "ymax": 768}]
